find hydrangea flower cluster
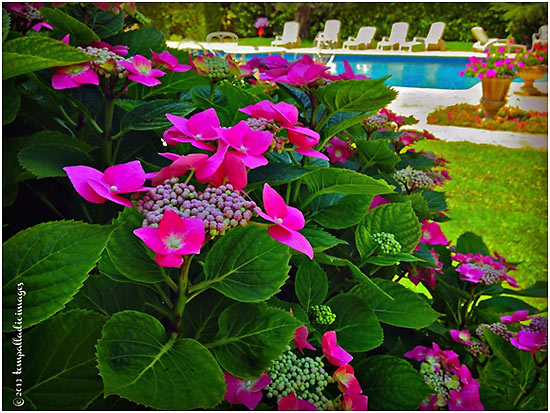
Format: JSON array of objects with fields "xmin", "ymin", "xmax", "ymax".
[
  {"xmin": 264, "ymin": 349, "xmax": 332, "ymax": 410},
  {"xmin": 372, "ymin": 231, "xmax": 402, "ymax": 254},
  {"xmin": 4, "ymin": 2, "xmax": 52, "ymax": 31},
  {"xmin": 77, "ymin": 44, "xmax": 131, "ymax": 78},
  {"xmin": 405, "ymin": 342, "xmax": 484, "ymax": 410},
  {"xmin": 310, "ymin": 305, "xmax": 336, "ymax": 325},
  {"xmin": 325, "ymin": 136, "xmax": 354, "ymax": 164},
  {"xmin": 500, "ymin": 311, "xmax": 548, "ymax": 354},
  {"xmin": 476, "ymin": 322, "xmax": 515, "ymax": 341},
  {"xmin": 393, "ymin": 166, "xmax": 449, "ymax": 193},
  {"xmin": 452, "ymin": 252, "xmax": 519, "ymax": 287},
  {"xmin": 190, "ymin": 54, "xmax": 247, "ymax": 82},
  {"xmin": 136, "ymin": 178, "xmax": 256, "ymax": 236}
]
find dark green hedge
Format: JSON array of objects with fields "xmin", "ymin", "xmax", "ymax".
[{"xmin": 138, "ymin": 2, "xmax": 542, "ymax": 44}]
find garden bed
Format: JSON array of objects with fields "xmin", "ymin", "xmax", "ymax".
[{"xmin": 427, "ymin": 103, "xmax": 548, "ymax": 134}]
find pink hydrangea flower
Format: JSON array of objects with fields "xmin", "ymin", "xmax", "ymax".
[
  {"xmin": 195, "ymin": 141, "xmax": 248, "ymax": 190},
  {"xmin": 120, "ymin": 55, "xmax": 165, "ymax": 86},
  {"xmin": 215, "ymin": 121, "xmax": 273, "ymax": 168},
  {"xmin": 52, "ymin": 62, "xmax": 99, "ymax": 90},
  {"xmin": 31, "ymin": 21, "xmax": 53, "ymax": 31},
  {"xmin": 223, "ymin": 372, "xmax": 271, "ymax": 410},
  {"xmin": 294, "ymin": 325, "xmax": 316, "ymax": 353},
  {"xmin": 278, "ymin": 392, "xmax": 318, "ymax": 411},
  {"xmin": 404, "ymin": 344, "xmax": 431, "ymax": 361},
  {"xmin": 419, "ymin": 220, "xmax": 449, "ymax": 246},
  {"xmin": 501, "ymin": 310, "xmax": 530, "ymax": 324},
  {"xmin": 163, "ymin": 108, "xmax": 220, "ymax": 150},
  {"xmin": 262, "ymin": 55, "xmax": 329, "ymax": 86},
  {"xmin": 333, "ymin": 364, "xmax": 362, "ymax": 395},
  {"xmin": 450, "ymin": 329, "xmax": 472, "ymax": 346},
  {"xmin": 342, "ymin": 394, "xmax": 368, "ymax": 411},
  {"xmin": 510, "ymin": 330, "xmax": 547, "ymax": 354},
  {"xmin": 255, "ymin": 183, "xmax": 313, "ymax": 258},
  {"xmin": 321, "ymin": 331, "xmax": 353, "ymax": 366},
  {"xmin": 151, "ymin": 50, "xmax": 191, "ymax": 72},
  {"xmin": 326, "ymin": 137, "xmax": 354, "ymax": 163},
  {"xmin": 456, "ymin": 264, "xmax": 484, "ymax": 283},
  {"xmin": 133, "ymin": 209, "xmax": 204, "ymax": 267},
  {"xmin": 337, "ymin": 59, "xmax": 369, "ymax": 80},
  {"xmin": 63, "ymin": 160, "xmax": 150, "ymax": 207}
]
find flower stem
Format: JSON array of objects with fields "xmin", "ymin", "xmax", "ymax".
[
  {"xmin": 171, "ymin": 255, "xmax": 193, "ymax": 337},
  {"xmin": 101, "ymin": 97, "xmax": 116, "ymax": 168},
  {"xmin": 209, "ymin": 81, "xmax": 216, "ymax": 102}
]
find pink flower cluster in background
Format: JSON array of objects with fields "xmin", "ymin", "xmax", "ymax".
[
  {"xmin": 405, "ymin": 342, "xmax": 484, "ymax": 411},
  {"xmin": 452, "ymin": 252, "xmax": 519, "ymax": 287}
]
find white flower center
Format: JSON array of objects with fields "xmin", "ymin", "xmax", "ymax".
[
  {"xmin": 239, "ymin": 145, "xmax": 247, "ymax": 153},
  {"xmin": 109, "ymin": 185, "xmax": 118, "ymax": 192}
]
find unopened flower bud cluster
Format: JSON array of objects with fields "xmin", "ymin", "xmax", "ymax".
[
  {"xmin": 310, "ymin": 305, "xmax": 336, "ymax": 325},
  {"xmin": 476, "ymin": 322, "xmax": 514, "ymax": 341},
  {"xmin": 78, "ymin": 46, "xmax": 130, "ymax": 78},
  {"xmin": 136, "ymin": 178, "xmax": 256, "ymax": 236},
  {"xmin": 23, "ymin": 5, "xmax": 42, "ymax": 21},
  {"xmin": 265, "ymin": 349, "xmax": 332, "ymax": 410},
  {"xmin": 245, "ymin": 117, "xmax": 287, "ymax": 152},
  {"xmin": 393, "ymin": 166, "xmax": 443, "ymax": 192},
  {"xmin": 372, "ymin": 232, "xmax": 402, "ymax": 254},
  {"xmin": 204, "ymin": 56, "xmax": 232, "ymax": 81},
  {"xmin": 467, "ymin": 341, "xmax": 491, "ymax": 358}
]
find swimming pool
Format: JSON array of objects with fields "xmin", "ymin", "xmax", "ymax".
[{"xmin": 240, "ymin": 53, "xmax": 538, "ymax": 90}]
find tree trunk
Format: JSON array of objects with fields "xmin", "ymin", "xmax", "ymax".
[{"xmin": 295, "ymin": 4, "xmax": 313, "ymax": 40}]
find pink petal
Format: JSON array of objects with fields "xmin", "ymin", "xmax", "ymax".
[
  {"xmin": 174, "ymin": 218, "xmax": 205, "ymax": 255},
  {"xmin": 294, "ymin": 325, "xmax": 316, "ymax": 353},
  {"xmin": 236, "ymin": 387, "xmax": 263, "ymax": 410},
  {"xmin": 404, "ymin": 345, "xmax": 430, "ymax": 361},
  {"xmin": 72, "ymin": 67, "xmax": 99, "ymax": 86},
  {"xmin": 334, "ymin": 365, "xmax": 362, "ymax": 395},
  {"xmin": 369, "ymin": 195, "xmax": 390, "ymax": 210},
  {"xmin": 195, "ymin": 141, "xmax": 229, "ymax": 181},
  {"xmin": 103, "ymin": 160, "xmax": 146, "ymax": 192},
  {"xmin": 262, "ymin": 183, "xmax": 288, "ymax": 219},
  {"xmin": 87, "ymin": 179, "xmax": 134, "ymax": 207},
  {"xmin": 251, "ymin": 373, "xmax": 271, "ymax": 392},
  {"xmin": 239, "ymin": 100, "xmax": 277, "ymax": 120},
  {"xmin": 295, "ymin": 147, "xmax": 330, "ymax": 161},
  {"xmin": 343, "ymin": 394, "xmax": 368, "ymax": 411},
  {"xmin": 278, "ymin": 392, "xmax": 319, "ymax": 411},
  {"xmin": 155, "ymin": 252, "xmax": 183, "ymax": 267},
  {"xmin": 133, "ymin": 226, "xmax": 170, "ymax": 255},
  {"xmin": 321, "ymin": 331, "xmax": 353, "ymax": 366},
  {"xmin": 242, "ymin": 129, "xmax": 273, "ymax": 156},
  {"xmin": 63, "ymin": 165, "xmax": 106, "ymax": 203},
  {"xmin": 183, "ymin": 108, "xmax": 220, "ymax": 139},
  {"xmin": 52, "ymin": 72, "xmax": 80, "ymax": 90},
  {"xmin": 235, "ymin": 152, "xmax": 269, "ymax": 169},
  {"xmin": 128, "ymin": 73, "xmax": 162, "ymax": 87},
  {"xmin": 268, "ymin": 225, "xmax": 314, "ymax": 259},
  {"xmin": 501, "ymin": 310, "xmax": 530, "ymax": 324},
  {"xmin": 271, "ymin": 101, "xmax": 299, "ymax": 125},
  {"xmin": 281, "ymin": 205, "xmax": 306, "ymax": 231},
  {"xmin": 224, "ymin": 372, "xmax": 242, "ymax": 404}
]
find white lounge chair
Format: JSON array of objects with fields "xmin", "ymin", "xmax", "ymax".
[
  {"xmin": 271, "ymin": 21, "xmax": 301, "ymax": 49},
  {"xmin": 471, "ymin": 27, "xmax": 526, "ymax": 53},
  {"xmin": 343, "ymin": 26, "xmax": 377, "ymax": 50},
  {"xmin": 376, "ymin": 22, "xmax": 409, "ymax": 50},
  {"xmin": 400, "ymin": 22, "xmax": 446, "ymax": 52},
  {"xmin": 314, "ymin": 20, "xmax": 341, "ymax": 49},
  {"xmin": 532, "ymin": 25, "xmax": 548, "ymax": 47}
]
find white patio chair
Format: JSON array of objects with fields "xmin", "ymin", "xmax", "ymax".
[
  {"xmin": 376, "ymin": 22, "xmax": 409, "ymax": 50},
  {"xmin": 343, "ymin": 26, "xmax": 377, "ymax": 50},
  {"xmin": 471, "ymin": 27, "xmax": 526, "ymax": 53},
  {"xmin": 400, "ymin": 22, "xmax": 446, "ymax": 52},
  {"xmin": 271, "ymin": 21, "xmax": 301, "ymax": 49},
  {"xmin": 314, "ymin": 20, "xmax": 341, "ymax": 49},
  {"xmin": 532, "ymin": 25, "xmax": 548, "ymax": 47}
]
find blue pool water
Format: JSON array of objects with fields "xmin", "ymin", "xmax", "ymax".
[{"xmin": 241, "ymin": 53, "xmax": 537, "ymax": 90}]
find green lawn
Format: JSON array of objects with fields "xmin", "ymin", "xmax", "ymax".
[
  {"xmin": 238, "ymin": 37, "xmax": 473, "ymax": 51},
  {"xmin": 414, "ymin": 140, "xmax": 548, "ymax": 304}
]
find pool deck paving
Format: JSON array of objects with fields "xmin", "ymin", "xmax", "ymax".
[{"xmin": 167, "ymin": 41, "xmax": 549, "ymax": 150}]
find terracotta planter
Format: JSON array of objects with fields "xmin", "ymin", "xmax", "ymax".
[
  {"xmin": 480, "ymin": 77, "xmax": 514, "ymax": 118},
  {"xmin": 517, "ymin": 65, "xmax": 548, "ymax": 96}
]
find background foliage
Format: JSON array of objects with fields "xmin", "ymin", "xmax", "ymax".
[{"xmin": 139, "ymin": 2, "xmax": 545, "ymax": 43}]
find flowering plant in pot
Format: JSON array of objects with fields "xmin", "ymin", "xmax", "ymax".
[
  {"xmin": 2, "ymin": 3, "xmax": 547, "ymax": 412},
  {"xmin": 460, "ymin": 48, "xmax": 518, "ymax": 118},
  {"xmin": 515, "ymin": 43, "xmax": 548, "ymax": 95}
]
